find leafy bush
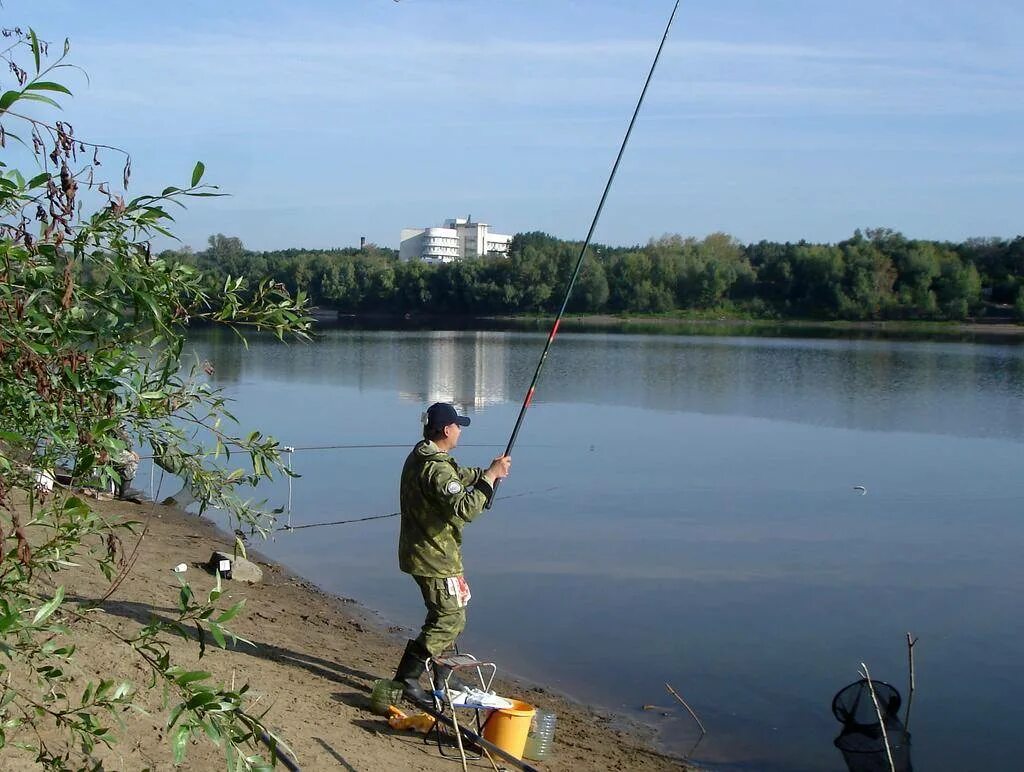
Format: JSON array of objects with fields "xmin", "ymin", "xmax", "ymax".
[{"xmin": 0, "ymin": 28, "xmax": 310, "ymax": 770}]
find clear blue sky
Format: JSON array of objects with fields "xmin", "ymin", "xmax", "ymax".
[{"xmin": 6, "ymin": 0, "xmax": 1023, "ymax": 250}]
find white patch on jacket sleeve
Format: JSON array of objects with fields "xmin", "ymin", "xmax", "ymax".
[{"xmin": 446, "ymin": 480, "xmax": 463, "ymax": 495}]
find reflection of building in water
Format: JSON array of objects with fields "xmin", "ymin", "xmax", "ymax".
[
  {"xmin": 472, "ymin": 335, "xmax": 506, "ymax": 409},
  {"xmin": 425, "ymin": 333, "xmax": 458, "ymax": 404},
  {"xmin": 399, "ymin": 332, "xmax": 508, "ymax": 411}
]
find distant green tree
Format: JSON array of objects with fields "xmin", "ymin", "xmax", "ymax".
[
  {"xmin": 747, "ymin": 239, "xmax": 797, "ymax": 308},
  {"xmin": 353, "ymin": 254, "xmax": 397, "ymax": 310},
  {"xmin": 838, "ymin": 234, "xmax": 897, "ymax": 319},
  {"xmin": 959, "ymin": 236, "xmax": 1023, "ymax": 304},
  {"xmin": 893, "ymin": 241, "xmax": 941, "ymax": 317},
  {"xmin": 607, "ymin": 251, "xmax": 676, "ymax": 312},
  {"xmin": 394, "ymin": 259, "xmax": 433, "ymax": 308},
  {"xmin": 933, "ymin": 250, "xmax": 981, "ymax": 319},
  {"xmin": 290, "ymin": 253, "xmax": 316, "ymax": 298},
  {"xmin": 510, "ymin": 248, "xmax": 553, "ymax": 311},
  {"xmin": 323, "ymin": 257, "xmax": 359, "ymax": 309},
  {"xmin": 788, "ymin": 244, "xmax": 847, "ymax": 316},
  {"xmin": 567, "ymin": 259, "xmax": 610, "ymax": 312},
  {"xmin": 608, "ymin": 251, "xmax": 651, "ymax": 311},
  {"xmin": 204, "ymin": 233, "xmax": 264, "ymax": 283}
]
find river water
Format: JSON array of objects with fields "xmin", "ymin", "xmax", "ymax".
[{"xmin": 172, "ymin": 326, "xmax": 1024, "ymax": 771}]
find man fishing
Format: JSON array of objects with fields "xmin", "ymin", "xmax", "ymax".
[{"xmin": 392, "ymin": 402, "xmax": 512, "ymax": 703}]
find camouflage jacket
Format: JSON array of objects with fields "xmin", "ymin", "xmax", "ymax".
[{"xmin": 398, "ymin": 440, "xmax": 494, "ymax": 577}]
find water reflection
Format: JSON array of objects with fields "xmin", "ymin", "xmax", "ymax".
[
  {"xmin": 398, "ymin": 331, "xmax": 509, "ymax": 408},
  {"xmin": 202, "ymin": 328, "xmax": 511, "ymax": 409},
  {"xmin": 197, "ymin": 328, "xmax": 1024, "ymax": 442}
]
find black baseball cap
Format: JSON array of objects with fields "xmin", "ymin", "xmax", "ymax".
[{"xmin": 424, "ymin": 402, "xmax": 471, "ymax": 430}]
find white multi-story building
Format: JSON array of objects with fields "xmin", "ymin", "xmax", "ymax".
[{"xmin": 399, "ymin": 217, "xmax": 513, "ymax": 263}]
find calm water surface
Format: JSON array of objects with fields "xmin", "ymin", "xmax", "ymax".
[{"xmin": 173, "ymin": 328, "xmax": 1024, "ymax": 771}]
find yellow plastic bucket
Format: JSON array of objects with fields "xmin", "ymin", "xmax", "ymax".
[{"xmin": 482, "ymin": 700, "xmax": 536, "ymax": 759}]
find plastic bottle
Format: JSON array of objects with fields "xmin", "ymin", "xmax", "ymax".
[{"xmin": 522, "ymin": 708, "xmax": 557, "ymax": 761}]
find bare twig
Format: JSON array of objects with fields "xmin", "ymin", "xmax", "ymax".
[
  {"xmin": 665, "ymin": 682, "xmax": 706, "ymax": 737},
  {"xmin": 98, "ymin": 519, "xmax": 150, "ymax": 603},
  {"xmin": 905, "ymin": 632, "xmax": 917, "ymax": 731},
  {"xmin": 479, "ymin": 745, "xmax": 502, "ymax": 772},
  {"xmin": 858, "ymin": 664, "xmax": 896, "ymax": 772}
]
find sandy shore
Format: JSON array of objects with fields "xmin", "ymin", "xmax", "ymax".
[{"xmin": 1, "ymin": 496, "xmax": 687, "ymax": 771}]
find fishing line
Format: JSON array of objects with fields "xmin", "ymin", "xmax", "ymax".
[
  {"xmin": 275, "ymin": 486, "xmax": 561, "ymax": 532},
  {"xmin": 284, "ymin": 443, "xmax": 551, "ymax": 452},
  {"xmin": 278, "ymin": 511, "xmax": 401, "ymax": 531},
  {"xmin": 489, "ymin": 0, "xmax": 682, "ymax": 507}
]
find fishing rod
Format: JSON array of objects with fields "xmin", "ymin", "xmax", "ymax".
[{"xmin": 488, "ymin": 0, "xmax": 681, "ymax": 508}]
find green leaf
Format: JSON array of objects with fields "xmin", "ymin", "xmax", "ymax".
[
  {"xmin": 135, "ymin": 291, "xmax": 162, "ymax": 323},
  {"xmin": 216, "ymin": 600, "xmax": 245, "ymax": 625},
  {"xmin": 178, "ymin": 584, "xmax": 192, "ymax": 613},
  {"xmin": 200, "ymin": 717, "xmax": 221, "ymax": 743},
  {"xmin": 29, "ymin": 29, "xmax": 41, "ymax": 74},
  {"xmin": 171, "ymin": 723, "xmax": 190, "ymax": 764},
  {"xmin": 32, "ymin": 586, "xmax": 64, "ymax": 626},
  {"xmin": 0, "ymin": 91, "xmax": 20, "ymax": 111},
  {"xmin": 25, "ymin": 81, "xmax": 73, "ymax": 96},
  {"xmin": 174, "ymin": 670, "xmax": 211, "ymax": 687},
  {"xmin": 191, "ymin": 161, "xmax": 205, "ymax": 187},
  {"xmin": 185, "ymin": 691, "xmax": 217, "ymax": 709},
  {"xmin": 18, "ymin": 93, "xmax": 61, "ymax": 109},
  {"xmin": 94, "ymin": 417, "xmax": 118, "ymax": 435},
  {"xmin": 167, "ymin": 702, "xmax": 185, "ymax": 729},
  {"xmin": 209, "ymin": 624, "xmax": 226, "ymax": 649}
]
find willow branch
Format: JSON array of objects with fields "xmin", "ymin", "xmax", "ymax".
[
  {"xmin": 665, "ymin": 682, "xmax": 706, "ymax": 736},
  {"xmin": 905, "ymin": 632, "xmax": 917, "ymax": 731},
  {"xmin": 859, "ymin": 663, "xmax": 896, "ymax": 772}
]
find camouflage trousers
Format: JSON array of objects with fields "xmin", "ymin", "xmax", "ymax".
[{"xmin": 412, "ymin": 575, "xmax": 468, "ymax": 657}]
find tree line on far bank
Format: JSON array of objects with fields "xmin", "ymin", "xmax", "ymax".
[{"xmin": 160, "ymin": 229, "xmax": 1024, "ymax": 321}]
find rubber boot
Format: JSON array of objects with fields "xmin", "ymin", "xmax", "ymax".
[
  {"xmin": 432, "ymin": 663, "xmax": 471, "ymax": 693},
  {"xmin": 393, "ymin": 640, "xmax": 429, "ymax": 705}
]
